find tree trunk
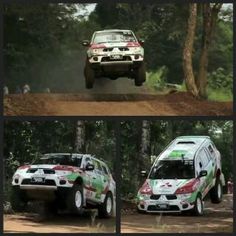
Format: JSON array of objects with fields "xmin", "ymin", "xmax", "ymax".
[
  {"xmin": 183, "ymin": 3, "xmax": 198, "ymax": 97},
  {"xmin": 140, "ymin": 120, "xmax": 151, "ymax": 170},
  {"xmin": 74, "ymin": 121, "xmax": 86, "ymax": 153},
  {"xmin": 197, "ymin": 3, "xmax": 222, "ymax": 98}
]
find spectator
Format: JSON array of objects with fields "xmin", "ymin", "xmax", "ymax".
[
  {"xmin": 3, "ymin": 86, "xmax": 9, "ymax": 95},
  {"xmin": 15, "ymin": 86, "xmax": 22, "ymax": 94},
  {"xmin": 227, "ymin": 177, "xmax": 233, "ymax": 194},
  {"xmin": 22, "ymin": 84, "xmax": 30, "ymax": 94}
]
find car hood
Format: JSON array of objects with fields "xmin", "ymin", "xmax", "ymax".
[{"xmin": 146, "ymin": 179, "xmax": 191, "ymax": 195}]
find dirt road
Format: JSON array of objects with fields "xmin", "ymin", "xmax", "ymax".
[
  {"xmin": 4, "ymin": 211, "xmax": 116, "ymax": 233},
  {"xmin": 4, "ymin": 92, "xmax": 232, "ymax": 116},
  {"xmin": 121, "ymin": 194, "xmax": 233, "ymax": 233}
]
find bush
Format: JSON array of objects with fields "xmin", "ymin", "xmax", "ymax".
[
  {"xmin": 146, "ymin": 66, "xmax": 169, "ymax": 91},
  {"xmin": 208, "ymin": 67, "xmax": 233, "ymax": 92}
]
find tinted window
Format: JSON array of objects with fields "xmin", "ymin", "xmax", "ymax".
[
  {"xmin": 39, "ymin": 154, "xmax": 82, "ymax": 167},
  {"xmin": 93, "ymin": 31, "xmax": 136, "ymax": 44},
  {"xmin": 149, "ymin": 160, "xmax": 194, "ymax": 179}
]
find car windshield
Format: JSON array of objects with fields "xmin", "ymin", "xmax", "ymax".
[
  {"xmin": 149, "ymin": 160, "xmax": 195, "ymax": 179},
  {"xmin": 93, "ymin": 31, "xmax": 136, "ymax": 44},
  {"xmin": 38, "ymin": 154, "xmax": 83, "ymax": 167}
]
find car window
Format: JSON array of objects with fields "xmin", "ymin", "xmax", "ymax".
[
  {"xmin": 92, "ymin": 159, "xmax": 103, "ymax": 175},
  {"xmin": 198, "ymin": 149, "xmax": 210, "ymax": 169},
  {"xmin": 101, "ymin": 164, "xmax": 109, "ymax": 175},
  {"xmin": 93, "ymin": 31, "xmax": 136, "ymax": 44}
]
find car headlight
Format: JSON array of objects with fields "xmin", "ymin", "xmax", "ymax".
[{"xmin": 178, "ymin": 193, "xmax": 192, "ymax": 200}]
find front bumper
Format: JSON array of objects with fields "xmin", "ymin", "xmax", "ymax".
[
  {"xmin": 137, "ymin": 197, "xmax": 194, "ymax": 213},
  {"xmin": 88, "ymin": 54, "xmax": 143, "ymax": 65}
]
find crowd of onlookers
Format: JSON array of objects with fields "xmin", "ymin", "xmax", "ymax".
[{"xmin": 3, "ymin": 85, "xmax": 51, "ymax": 95}]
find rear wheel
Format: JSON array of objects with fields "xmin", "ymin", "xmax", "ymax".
[
  {"xmin": 191, "ymin": 194, "xmax": 203, "ymax": 216},
  {"xmin": 67, "ymin": 185, "xmax": 84, "ymax": 214},
  {"xmin": 10, "ymin": 187, "xmax": 28, "ymax": 212},
  {"xmin": 84, "ymin": 60, "xmax": 95, "ymax": 89},
  {"xmin": 134, "ymin": 62, "xmax": 146, "ymax": 86},
  {"xmin": 210, "ymin": 178, "xmax": 222, "ymax": 203},
  {"xmin": 98, "ymin": 192, "xmax": 113, "ymax": 218}
]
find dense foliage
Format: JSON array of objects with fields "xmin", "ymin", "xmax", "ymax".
[
  {"xmin": 4, "ymin": 3, "xmax": 232, "ymax": 99},
  {"xmin": 121, "ymin": 121, "xmax": 233, "ymax": 198}
]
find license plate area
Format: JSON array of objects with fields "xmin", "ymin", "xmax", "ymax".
[
  {"xmin": 157, "ymin": 204, "xmax": 169, "ymax": 209},
  {"xmin": 110, "ymin": 54, "xmax": 123, "ymax": 60},
  {"xmin": 31, "ymin": 177, "xmax": 45, "ymax": 183}
]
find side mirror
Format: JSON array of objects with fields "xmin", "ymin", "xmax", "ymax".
[
  {"xmin": 85, "ymin": 163, "xmax": 94, "ymax": 171},
  {"xmin": 138, "ymin": 39, "xmax": 145, "ymax": 45},
  {"xmin": 82, "ymin": 40, "xmax": 90, "ymax": 47},
  {"xmin": 198, "ymin": 170, "xmax": 207, "ymax": 178},
  {"xmin": 141, "ymin": 170, "xmax": 148, "ymax": 177}
]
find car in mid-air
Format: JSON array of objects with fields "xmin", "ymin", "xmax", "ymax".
[
  {"xmin": 82, "ymin": 29, "xmax": 146, "ymax": 89},
  {"xmin": 137, "ymin": 136, "xmax": 225, "ymax": 216},
  {"xmin": 11, "ymin": 153, "xmax": 115, "ymax": 218}
]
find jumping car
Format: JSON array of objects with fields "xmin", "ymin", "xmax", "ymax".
[
  {"xmin": 82, "ymin": 29, "xmax": 146, "ymax": 88},
  {"xmin": 11, "ymin": 153, "xmax": 115, "ymax": 217},
  {"xmin": 137, "ymin": 136, "xmax": 225, "ymax": 215}
]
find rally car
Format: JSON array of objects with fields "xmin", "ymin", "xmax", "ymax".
[
  {"xmin": 137, "ymin": 136, "xmax": 225, "ymax": 216},
  {"xmin": 11, "ymin": 153, "xmax": 115, "ymax": 217},
  {"xmin": 82, "ymin": 29, "xmax": 146, "ymax": 89}
]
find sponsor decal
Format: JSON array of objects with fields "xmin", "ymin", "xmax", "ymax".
[{"xmin": 169, "ymin": 150, "xmax": 187, "ymax": 158}]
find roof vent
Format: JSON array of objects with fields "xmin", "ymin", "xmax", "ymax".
[{"xmin": 177, "ymin": 141, "xmax": 195, "ymax": 144}]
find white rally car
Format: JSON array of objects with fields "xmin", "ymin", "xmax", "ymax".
[
  {"xmin": 137, "ymin": 136, "xmax": 225, "ymax": 215},
  {"xmin": 11, "ymin": 153, "xmax": 115, "ymax": 217},
  {"xmin": 82, "ymin": 29, "xmax": 146, "ymax": 88}
]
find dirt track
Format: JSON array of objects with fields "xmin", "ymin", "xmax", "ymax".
[
  {"xmin": 4, "ymin": 211, "xmax": 116, "ymax": 233},
  {"xmin": 4, "ymin": 92, "xmax": 232, "ymax": 116},
  {"xmin": 121, "ymin": 194, "xmax": 233, "ymax": 233}
]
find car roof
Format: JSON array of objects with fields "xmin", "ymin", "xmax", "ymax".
[
  {"xmin": 157, "ymin": 136, "xmax": 210, "ymax": 161},
  {"xmin": 43, "ymin": 153, "xmax": 106, "ymax": 164},
  {"xmin": 94, "ymin": 29, "xmax": 133, "ymax": 33}
]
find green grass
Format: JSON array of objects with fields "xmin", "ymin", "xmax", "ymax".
[{"xmin": 207, "ymin": 88, "xmax": 233, "ymax": 102}]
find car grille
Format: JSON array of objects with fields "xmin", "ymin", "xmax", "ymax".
[
  {"xmin": 101, "ymin": 56, "xmax": 131, "ymax": 62},
  {"xmin": 21, "ymin": 178, "xmax": 56, "ymax": 186},
  {"xmin": 27, "ymin": 168, "xmax": 55, "ymax": 174},
  {"xmin": 150, "ymin": 194, "xmax": 177, "ymax": 200},
  {"xmin": 150, "ymin": 195, "xmax": 161, "ymax": 200},
  {"xmin": 147, "ymin": 205, "xmax": 179, "ymax": 211},
  {"xmin": 103, "ymin": 47, "xmax": 129, "ymax": 52},
  {"xmin": 166, "ymin": 195, "xmax": 177, "ymax": 200}
]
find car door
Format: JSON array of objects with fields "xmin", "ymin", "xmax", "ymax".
[
  {"xmin": 82, "ymin": 156, "xmax": 97, "ymax": 201},
  {"xmin": 90, "ymin": 158, "xmax": 104, "ymax": 203},
  {"xmin": 195, "ymin": 148, "xmax": 211, "ymax": 198}
]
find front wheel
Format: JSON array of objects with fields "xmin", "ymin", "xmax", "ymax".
[
  {"xmin": 67, "ymin": 185, "xmax": 84, "ymax": 214},
  {"xmin": 210, "ymin": 178, "xmax": 222, "ymax": 203},
  {"xmin": 84, "ymin": 60, "xmax": 95, "ymax": 89},
  {"xmin": 191, "ymin": 194, "xmax": 204, "ymax": 216},
  {"xmin": 10, "ymin": 187, "xmax": 28, "ymax": 212},
  {"xmin": 134, "ymin": 62, "xmax": 146, "ymax": 86},
  {"xmin": 98, "ymin": 192, "xmax": 113, "ymax": 218}
]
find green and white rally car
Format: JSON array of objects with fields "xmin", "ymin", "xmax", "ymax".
[
  {"xmin": 137, "ymin": 136, "xmax": 225, "ymax": 215},
  {"xmin": 11, "ymin": 153, "xmax": 115, "ymax": 217},
  {"xmin": 82, "ymin": 29, "xmax": 146, "ymax": 89}
]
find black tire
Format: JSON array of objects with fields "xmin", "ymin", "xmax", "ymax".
[
  {"xmin": 44, "ymin": 201, "xmax": 58, "ymax": 216},
  {"xmin": 210, "ymin": 178, "xmax": 222, "ymax": 203},
  {"xmin": 98, "ymin": 192, "xmax": 113, "ymax": 218},
  {"xmin": 84, "ymin": 60, "xmax": 95, "ymax": 89},
  {"xmin": 137, "ymin": 207, "xmax": 146, "ymax": 214},
  {"xmin": 67, "ymin": 185, "xmax": 84, "ymax": 214},
  {"xmin": 110, "ymin": 76, "xmax": 118, "ymax": 80},
  {"xmin": 10, "ymin": 187, "xmax": 28, "ymax": 212},
  {"xmin": 134, "ymin": 62, "xmax": 146, "ymax": 86},
  {"xmin": 191, "ymin": 194, "xmax": 204, "ymax": 216}
]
